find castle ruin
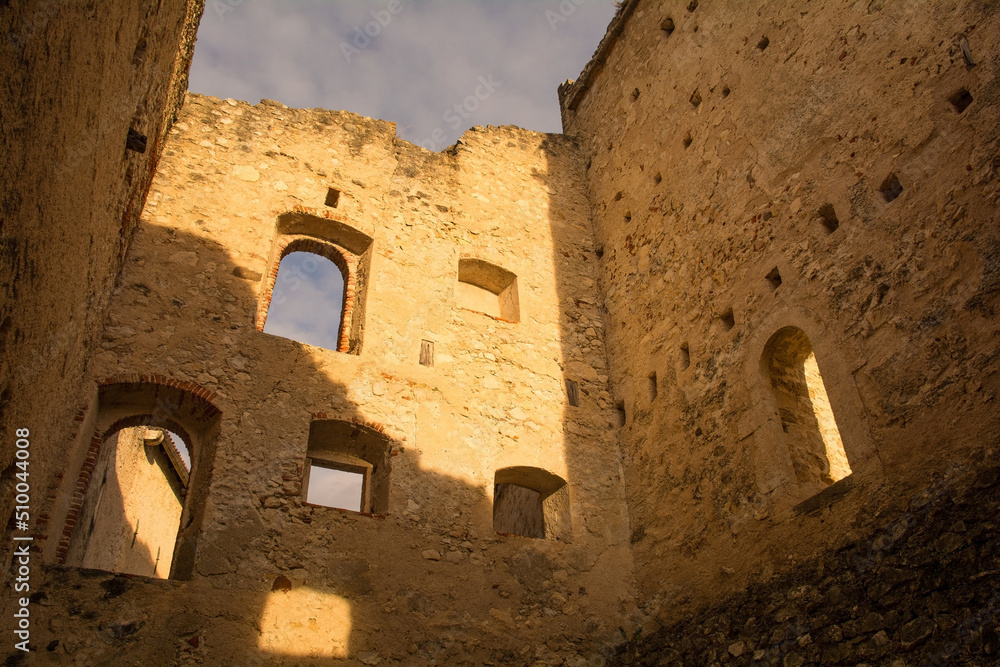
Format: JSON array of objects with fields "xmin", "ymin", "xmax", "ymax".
[{"xmin": 2, "ymin": 1, "xmax": 999, "ymax": 664}]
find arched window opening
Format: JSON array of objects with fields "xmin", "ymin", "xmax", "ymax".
[
  {"xmin": 61, "ymin": 379, "xmax": 221, "ymax": 580},
  {"xmin": 261, "ymin": 217, "xmax": 374, "ymax": 355},
  {"xmin": 304, "ymin": 420, "xmax": 391, "ymax": 515},
  {"xmin": 74, "ymin": 426, "xmax": 189, "ymax": 578},
  {"xmin": 456, "ymin": 258, "xmax": 520, "ymax": 323},
  {"xmin": 493, "ymin": 467, "xmax": 570, "ymax": 541},
  {"xmin": 263, "ymin": 251, "xmax": 346, "ymax": 352},
  {"xmin": 764, "ymin": 327, "xmax": 852, "ymax": 495}
]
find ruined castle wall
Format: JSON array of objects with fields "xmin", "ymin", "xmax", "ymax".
[
  {"xmin": 0, "ymin": 0, "xmax": 204, "ymax": 570},
  {"xmin": 67, "ymin": 426, "xmax": 183, "ymax": 580},
  {"xmin": 561, "ymin": 0, "xmax": 1000, "ymax": 624},
  {"xmin": 19, "ymin": 93, "xmax": 635, "ymax": 664},
  {"xmin": 610, "ymin": 460, "xmax": 1000, "ymax": 665}
]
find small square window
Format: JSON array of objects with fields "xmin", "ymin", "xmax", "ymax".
[
  {"xmin": 305, "ymin": 458, "xmax": 368, "ymax": 512},
  {"xmin": 325, "ymin": 187, "xmax": 341, "ymax": 208}
]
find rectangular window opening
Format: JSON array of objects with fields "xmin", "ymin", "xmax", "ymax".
[
  {"xmin": 647, "ymin": 372, "xmax": 658, "ymax": 402},
  {"xmin": 325, "ymin": 187, "xmax": 341, "ymax": 208},
  {"xmin": 565, "ymin": 379, "xmax": 580, "ymax": 407},
  {"xmin": 305, "ymin": 460, "xmax": 366, "ymax": 513},
  {"xmin": 419, "ymin": 340, "xmax": 434, "ymax": 367}
]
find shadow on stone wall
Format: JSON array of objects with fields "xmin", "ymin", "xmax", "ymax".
[{"xmin": 12, "ymin": 175, "xmax": 619, "ymax": 664}]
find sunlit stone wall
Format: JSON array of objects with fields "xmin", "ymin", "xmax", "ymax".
[
  {"xmin": 23, "ymin": 93, "xmax": 635, "ymax": 665},
  {"xmin": 561, "ymin": 0, "xmax": 1000, "ymax": 629}
]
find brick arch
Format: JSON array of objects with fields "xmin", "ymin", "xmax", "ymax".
[
  {"xmin": 256, "ymin": 235, "xmax": 358, "ymax": 353},
  {"xmin": 101, "ymin": 414, "xmax": 193, "ymax": 455}
]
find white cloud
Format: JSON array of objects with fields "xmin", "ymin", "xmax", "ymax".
[{"xmin": 189, "ymin": 0, "xmax": 618, "ymax": 147}]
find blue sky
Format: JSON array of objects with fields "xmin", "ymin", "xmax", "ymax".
[
  {"xmin": 263, "ymin": 252, "xmax": 346, "ymax": 350},
  {"xmin": 189, "ymin": 0, "xmax": 619, "ymax": 149}
]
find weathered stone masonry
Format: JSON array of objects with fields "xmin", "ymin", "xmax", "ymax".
[
  {"xmin": 560, "ymin": 0, "xmax": 1000, "ymax": 662},
  {"xmin": 3, "ymin": 0, "xmax": 1000, "ymax": 664}
]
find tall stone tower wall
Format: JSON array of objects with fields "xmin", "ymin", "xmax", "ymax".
[
  {"xmin": 560, "ymin": 0, "xmax": 1000, "ymax": 625},
  {"xmin": 0, "ymin": 0, "xmax": 204, "ymax": 571},
  {"xmin": 18, "ymin": 94, "xmax": 635, "ymax": 664}
]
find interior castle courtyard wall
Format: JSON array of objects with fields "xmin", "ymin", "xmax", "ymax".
[
  {"xmin": 560, "ymin": 0, "xmax": 1000, "ymax": 627},
  {"xmin": 2, "ymin": 0, "xmax": 999, "ymax": 664}
]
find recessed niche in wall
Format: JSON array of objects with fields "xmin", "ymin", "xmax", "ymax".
[
  {"xmin": 766, "ymin": 267, "xmax": 782, "ymax": 291},
  {"xmin": 654, "ymin": 173, "xmax": 662, "ymax": 185},
  {"xmin": 419, "ymin": 340, "xmax": 434, "ymax": 367},
  {"xmin": 690, "ymin": 89, "xmax": 702, "ymax": 107},
  {"xmin": 687, "ymin": 0, "xmax": 698, "ymax": 11},
  {"xmin": 949, "ymin": 88, "xmax": 973, "ymax": 114},
  {"xmin": 126, "ymin": 128, "xmax": 147, "ymax": 153},
  {"xmin": 456, "ymin": 258, "xmax": 520, "ymax": 323},
  {"xmin": 565, "ymin": 379, "xmax": 580, "ymax": 407},
  {"xmin": 722, "ymin": 85, "xmax": 731, "ymax": 98},
  {"xmin": 493, "ymin": 467, "xmax": 571, "ymax": 541},
  {"xmin": 631, "ymin": 87, "xmax": 641, "ymax": 101},
  {"xmin": 615, "ymin": 402, "xmax": 627, "ymax": 428},
  {"xmin": 757, "ymin": 36, "xmax": 770, "ymax": 50},
  {"xmin": 661, "ymin": 17, "xmax": 675, "ymax": 35},
  {"xmin": 683, "ymin": 132, "xmax": 693, "ymax": 148},
  {"xmin": 880, "ymin": 173, "xmax": 903, "ymax": 203},
  {"xmin": 719, "ymin": 308, "xmax": 736, "ymax": 331},
  {"xmin": 325, "ymin": 187, "xmax": 341, "ymax": 208},
  {"xmin": 817, "ymin": 204, "xmax": 840, "ymax": 233},
  {"xmin": 647, "ymin": 372, "xmax": 658, "ymax": 402}
]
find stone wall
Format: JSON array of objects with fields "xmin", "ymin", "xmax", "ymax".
[
  {"xmin": 561, "ymin": 0, "xmax": 1000, "ymax": 628},
  {"xmin": 0, "ymin": 0, "xmax": 204, "ymax": 572},
  {"xmin": 67, "ymin": 427, "xmax": 184, "ymax": 579},
  {"xmin": 610, "ymin": 459, "xmax": 1000, "ymax": 666},
  {"xmin": 6, "ymin": 1, "xmax": 1000, "ymax": 663},
  {"xmin": 12, "ymin": 93, "xmax": 636, "ymax": 664}
]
